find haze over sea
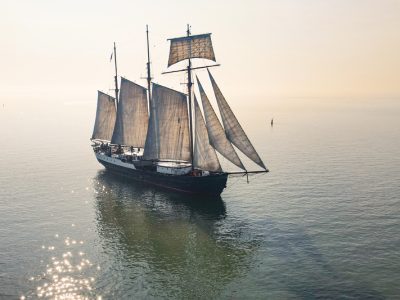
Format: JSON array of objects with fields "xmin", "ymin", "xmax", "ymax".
[{"xmin": 0, "ymin": 95, "xmax": 399, "ymax": 299}]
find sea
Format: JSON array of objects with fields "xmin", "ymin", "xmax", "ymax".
[{"xmin": 0, "ymin": 97, "xmax": 399, "ymax": 299}]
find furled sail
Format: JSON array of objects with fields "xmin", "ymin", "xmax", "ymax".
[
  {"xmin": 143, "ymin": 83, "xmax": 190, "ymax": 161},
  {"xmin": 111, "ymin": 77, "xmax": 148, "ymax": 147},
  {"xmin": 92, "ymin": 91, "xmax": 116, "ymax": 141},
  {"xmin": 196, "ymin": 77, "xmax": 245, "ymax": 170},
  {"xmin": 193, "ymin": 95, "xmax": 222, "ymax": 172},
  {"xmin": 208, "ymin": 70, "xmax": 267, "ymax": 170},
  {"xmin": 168, "ymin": 33, "xmax": 216, "ymax": 67}
]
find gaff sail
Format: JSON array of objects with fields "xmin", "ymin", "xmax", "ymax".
[
  {"xmin": 143, "ymin": 83, "xmax": 190, "ymax": 162},
  {"xmin": 193, "ymin": 95, "xmax": 222, "ymax": 172},
  {"xmin": 168, "ymin": 33, "xmax": 216, "ymax": 67},
  {"xmin": 111, "ymin": 78, "xmax": 148, "ymax": 147},
  {"xmin": 92, "ymin": 91, "xmax": 117, "ymax": 141},
  {"xmin": 196, "ymin": 77, "xmax": 245, "ymax": 170},
  {"xmin": 208, "ymin": 70, "xmax": 267, "ymax": 170}
]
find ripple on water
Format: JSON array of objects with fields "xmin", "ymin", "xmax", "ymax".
[{"xmin": 23, "ymin": 235, "xmax": 101, "ymax": 300}]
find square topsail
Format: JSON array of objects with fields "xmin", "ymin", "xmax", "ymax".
[{"xmin": 168, "ymin": 33, "xmax": 216, "ymax": 67}]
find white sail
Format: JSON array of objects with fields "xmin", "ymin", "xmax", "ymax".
[
  {"xmin": 111, "ymin": 78, "xmax": 148, "ymax": 147},
  {"xmin": 143, "ymin": 83, "xmax": 190, "ymax": 161},
  {"xmin": 196, "ymin": 77, "xmax": 245, "ymax": 170},
  {"xmin": 193, "ymin": 95, "xmax": 222, "ymax": 172},
  {"xmin": 92, "ymin": 91, "xmax": 116, "ymax": 141},
  {"xmin": 168, "ymin": 33, "xmax": 216, "ymax": 67},
  {"xmin": 208, "ymin": 70, "xmax": 267, "ymax": 170}
]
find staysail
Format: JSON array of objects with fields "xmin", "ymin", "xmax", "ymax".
[
  {"xmin": 143, "ymin": 83, "xmax": 190, "ymax": 161},
  {"xmin": 111, "ymin": 77, "xmax": 148, "ymax": 147},
  {"xmin": 196, "ymin": 77, "xmax": 245, "ymax": 170},
  {"xmin": 92, "ymin": 91, "xmax": 117, "ymax": 141},
  {"xmin": 168, "ymin": 33, "xmax": 216, "ymax": 67},
  {"xmin": 208, "ymin": 70, "xmax": 267, "ymax": 170},
  {"xmin": 193, "ymin": 95, "xmax": 222, "ymax": 172}
]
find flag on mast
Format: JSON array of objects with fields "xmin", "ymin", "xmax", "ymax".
[{"xmin": 110, "ymin": 52, "xmax": 113, "ymax": 62}]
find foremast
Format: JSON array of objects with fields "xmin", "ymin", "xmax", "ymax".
[{"xmin": 164, "ymin": 25, "xmax": 219, "ymax": 172}]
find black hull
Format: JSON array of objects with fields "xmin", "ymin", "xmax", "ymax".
[{"xmin": 97, "ymin": 158, "xmax": 228, "ymax": 196}]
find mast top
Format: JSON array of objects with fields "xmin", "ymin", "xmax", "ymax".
[
  {"xmin": 113, "ymin": 41, "xmax": 119, "ymax": 108},
  {"xmin": 146, "ymin": 25, "xmax": 152, "ymax": 101},
  {"xmin": 187, "ymin": 24, "xmax": 191, "ymax": 36}
]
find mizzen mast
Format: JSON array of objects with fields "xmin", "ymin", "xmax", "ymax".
[
  {"xmin": 146, "ymin": 25, "xmax": 152, "ymax": 102},
  {"xmin": 113, "ymin": 42, "xmax": 119, "ymax": 109}
]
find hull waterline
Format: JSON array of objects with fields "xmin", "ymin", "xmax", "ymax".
[{"xmin": 96, "ymin": 155, "xmax": 228, "ymax": 196}]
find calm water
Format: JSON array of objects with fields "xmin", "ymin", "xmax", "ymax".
[{"xmin": 0, "ymin": 97, "xmax": 399, "ymax": 299}]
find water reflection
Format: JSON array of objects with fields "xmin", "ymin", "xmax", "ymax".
[
  {"xmin": 94, "ymin": 170, "xmax": 227, "ymax": 218},
  {"xmin": 93, "ymin": 170, "xmax": 254, "ymax": 298}
]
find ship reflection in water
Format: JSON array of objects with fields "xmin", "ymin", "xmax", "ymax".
[{"xmin": 92, "ymin": 170, "xmax": 255, "ymax": 299}]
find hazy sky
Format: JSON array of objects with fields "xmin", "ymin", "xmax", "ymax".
[{"xmin": 2, "ymin": 0, "xmax": 400, "ymax": 104}]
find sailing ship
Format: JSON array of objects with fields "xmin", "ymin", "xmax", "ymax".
[{"xmin": 91, "ymin": 25, "xmax": 268, "ymax": 196}]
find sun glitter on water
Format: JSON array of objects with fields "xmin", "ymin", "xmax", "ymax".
[{"xmin": 24, "ymin": 235, "xmax": 101, "ymax": 300}]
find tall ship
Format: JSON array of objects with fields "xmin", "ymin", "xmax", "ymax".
[{"xmin": 91, "ymin": 25, "xmax": 268, "ymax": 196}]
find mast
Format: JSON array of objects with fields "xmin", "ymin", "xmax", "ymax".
[
  {"xmin": 186, "ymin": 24, "xmax": 194, "ymax": 171},
  {"xmin": 163, "ymin": 26, "xmax": 219, "ymax": 169},
  {"xmin": 113, "ymin": 42, "xmax": 119, "ymax": 109},
  {"xmin": 146, "ymin": 25, "xmax": 152, "ymax": 102}
]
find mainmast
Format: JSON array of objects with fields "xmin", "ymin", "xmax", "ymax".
[
  {"xmin": 146, "ymin": 25, "xmax": 152, "ymax": 102},
  {"xmin": 186, "ymin": 24, "xmax": 194, "ymax": 171},
  {"xmin": 113, "ymin": 42, "xmax": 119, "ymax": 109}
]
